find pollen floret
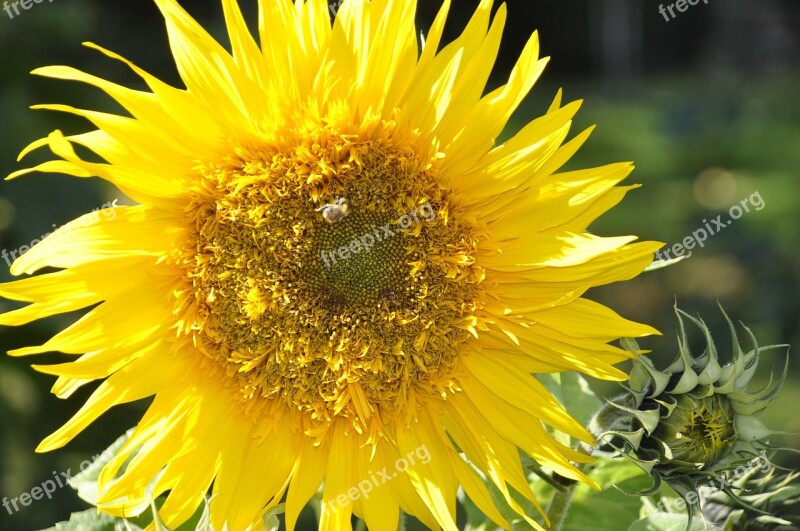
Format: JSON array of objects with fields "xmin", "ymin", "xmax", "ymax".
[{"xmin": 592, "ymin": 306, "xmax": 789, "ymax": 519}]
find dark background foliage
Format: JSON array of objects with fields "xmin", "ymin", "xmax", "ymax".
[{"xmin": 1, "ymin": 0, "xmax": 798, "ymax": 529}]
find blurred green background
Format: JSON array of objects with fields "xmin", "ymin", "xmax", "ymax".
[{"xmin": 0, "ymin": 0, "xmax": 798, "ymax": 529}]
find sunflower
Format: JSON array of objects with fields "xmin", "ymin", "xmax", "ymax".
[{"xmin": 1, "ymin": 0, "xmax": 660, "ymax": 529}]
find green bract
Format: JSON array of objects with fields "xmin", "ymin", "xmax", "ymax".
[{"xmin": 701, "ymin": 466, "xmax": 800, "ymax": 530}]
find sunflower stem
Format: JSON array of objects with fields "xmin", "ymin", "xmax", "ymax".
[{"xmin": 545, "ymin": 473, "xmax": 578, "ymax": 531}]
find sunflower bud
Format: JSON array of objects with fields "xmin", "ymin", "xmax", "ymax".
[
  {"xmin": 591, "ymin": 306, "xmax": 789, "ymax": 520},
  {"xmin": 701, "ymin": 466, "xmax": 800, "ymax": 530}
]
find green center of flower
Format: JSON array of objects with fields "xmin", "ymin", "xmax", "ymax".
[
  {"xmin": 658, "ymin": 394, "xmax": 736, "ymax": 467},
  {"xmin": 310, "ymin": 208, "xmax": 407, "ymax": 306},
  {"xmin": 178, "ymin": 128, "xmax": 486, "ymax": 439}
]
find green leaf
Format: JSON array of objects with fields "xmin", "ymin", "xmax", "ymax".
[
  {"xmin": 460, "ymin": 466, "xmax": 548, "ymax": 530},
  {"xmin": 627, "ymin": 513, "xmax": 706, "ymax": 531},
  {"xmin": 559, "ymin": 458, "xmax": 653, "ymax": 531},
  {"xmin": 40, "ymin": 509, "xmax": 142, "ymax": 531},
  {"xmin": 585, "ymin": 457, "xmax": 650, "ymax": 486},
  {"xmin": 459, "ymin": 486, "xmax": 497, "ymax": 530},
  {"xmin": 68, "ymin": 429, "xmax": 136, "ymax": 505},
  {"xmin": 538, "ymin": 372, "xmax": 603, "ymax": 428}
]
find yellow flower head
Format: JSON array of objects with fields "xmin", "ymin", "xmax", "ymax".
[{"xmin": 2, "ymin": 0, "xmax": 661, "ymax": 529}]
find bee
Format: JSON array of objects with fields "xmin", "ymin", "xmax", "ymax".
[{"xmin": 315, "ymin": 196, "xmax": 351, "ymax": 224}]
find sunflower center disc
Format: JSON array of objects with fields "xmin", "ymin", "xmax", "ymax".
[
  {"xmin": 182, "ymin": 130, "xmax": 485, "ymax": 437},
  {"xmin": 312, "ymin": 209, "xmax": 407, "ymax": 306},
  {"xmin": 657, "ymin": 394, "xmax": 736, "ymax": 467}
]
